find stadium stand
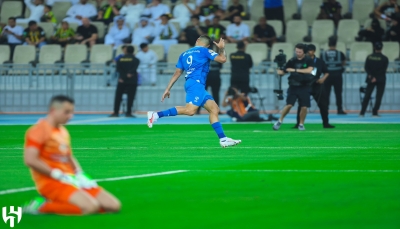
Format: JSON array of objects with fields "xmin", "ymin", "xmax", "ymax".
[
  {"xmin": 38, "ymin": 22, "xmax": 55, "ymax": 39},
  {"xmin": 167, "ymin": 44, "xmax": 190, "ymax": 64},
  {"xmin": 337, "ymin": 19, "xmax": 360, "ymax": 47},
  {"xmin": 300, "ymin": 0, "xmax": 321, "ymax": 26},
  {"xmin": 64, "ymin": 44, "xmax": 88, "ymax": 64},
  {"xmin": 250, "ymin": 0, "xmax": 264, "ymax": 21},
  {"xmin": 38, "ymin": 45, "xmax": 62, "ymax": 64},
  {"xmin": 337, "ymin": 0, "xmax": 349, "ymax": 14},
  {"xmin": 286, "ymin": 20, "xmax": 308, "ymax": 45},
  {"xmin": 382, "ymin": 42, "xmax": 400, "ymax": 61},
  {"xmin": 270, "ymin": 42, "xmax": 294, "ymax": 60},
  {"xmin": 311, "ymin": 20, "xmax": 335, "ymax": 45},
  {"xmin": 242, "ymin": 20, "xmax": 256, "ymax": 36},
  {"xmin": 224, "ymin": 43, "xmax": 238, "ymax": 63},
  {"xmin": 148, "ymin": 44, "xmax": 165, "ymax": 61},
  {"xmin": 283, "ymin": 0, "xmax": 298, "ymax": 22},
  {"xmin": 0, "ymin": 1, "xmax": 23, "ymax": 23},
  {"xmin": 352, "ymin": 0, "xmax": 375, "ymax": 25},
  {"xmin": 91, "ymin": 21, "xmax": 106, "ymax": 40},
  {"xmin": 90, "ymin": 44, "xmax": 113, "ymax": 64},
  {"xmin": 53, "ymin": 2, "xmax": 72, "ymax": 23},
  {"xmin": 227, "ymin": 0, "xmax": 248, "ymax": 12},
  {"xmin": 0, "ymin": 45, "xmax": 10, "ymax": 63},
  {"xmin": 246, "ymin": 43, "xmax": 268, "ymax": 65},
  {"xmin": 350, "ymin": 42, "xmax": 373, "ymax": 61},
  {"xmin": 268, "ymin": 20, "xmax": 283, "ymax": 38},
  {"xmin": 13, "ymin": 45, "xmax": 36, "ymax": 64}
]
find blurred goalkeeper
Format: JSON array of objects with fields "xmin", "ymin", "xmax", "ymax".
[{"xmin": 23, "ymin": 95, "xmax": 121, "ymax": 215}]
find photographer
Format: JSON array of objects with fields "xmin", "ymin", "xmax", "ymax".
[
  {"xmin": 273, "ymin": 43, "xmax": 314, "ymax": 131},
  {"xmin": 294, "ymin": 44, "xmax": 335, "ymax": 129},
  {"xmin": 223, "ymin": 87, "xmax": 271, "ymax": 122}
]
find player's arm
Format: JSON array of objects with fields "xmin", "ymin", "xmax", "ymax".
[
  {"xmin": 69, "ymin": 154, "xmax": 98, "ymax": 188},
  {"xmin": 291, "ymin": 66, "xmax": 313, "ymax": 74},
  {"xmin": 213, "ymin": 38, "xmax": 227, "ymax": 63},
  {"xmin": 69, "ymin": 155, "xmax": 83, "ymax": 173},
  {"xmin": 161, "ymin": 68, "xmax": 183, "ymax": 102},
  {"xmin": 24, "ymin": 147, "xmax": 53, "ymax": 176}
]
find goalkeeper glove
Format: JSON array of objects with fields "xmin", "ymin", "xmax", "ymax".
[
  {"xmin": 75, "ymin": 171, "xmax": 98, "ymax": 189},
  {"xmin": 50, "ymin": 168, "xmax": 79, "ymax": 187}
]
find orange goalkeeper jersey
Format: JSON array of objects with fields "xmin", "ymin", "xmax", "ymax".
[{"xmin": 24, "ymin": 119, "xmax": 75, "ymax": 190}]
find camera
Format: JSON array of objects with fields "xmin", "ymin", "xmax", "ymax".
[
  {"xmin": 273, "ymin": 49, "xmax": 285, "ymax": 100},
  {"xmin": 273, "ymin": 49, "xmax": 286, "ymax": 70}
]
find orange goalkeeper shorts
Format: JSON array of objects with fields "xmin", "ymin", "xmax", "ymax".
[{"xmin": 38, "ymin": 180, "xmax": 102, "ymax": 203}]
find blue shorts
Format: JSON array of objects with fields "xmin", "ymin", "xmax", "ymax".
[{"xmin": 185, "ymin": 79, "xmax": 214, "ymax": 107}]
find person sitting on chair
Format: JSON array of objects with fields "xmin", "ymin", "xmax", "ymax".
[{"xmin": 222, "ymin": 87, "xmax": 277, "ymax": 122}]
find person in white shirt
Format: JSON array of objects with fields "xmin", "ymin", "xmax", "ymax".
[
  {"xmin": 1, "ymin": 17, "xmax": 24, "ymax": 59},
  {"xmin": 120, "ymin": 0, "xmax": 145, "ymax": 30},
  {"xmin": 63, "ymin": 0, "xmax": 97, "ymax": 25},
  {"xmin": 17, "ymin": 0, "xmax": 45, "ymax": 23},
  {"xmin": 136, "ymin": 43, "xmax": 158, "ymax": 85},
  {"xmin": 226, "ymin": 15, "xmax": 249, "ymax": 43},
  {"xmin": 132, "ymin": 17, "xmax": 155, "ymax": 46},
  {"xmin": 105, "ymin": 16, "xmax": 131, "ymax": 49},
  {"xmin": 152, "ymin": 14, "xmax": 178, "ymax": 56},
  {"xmin": 46, "ymin": 0, "xmax": 80, "ymax": 6},
  {"xmin": 170, "ymin": 0, "xmax": 196, "ymax": 29},
  {"xmin": 142, "ymin": 0, "xmax": 170, "ymax": 24}
]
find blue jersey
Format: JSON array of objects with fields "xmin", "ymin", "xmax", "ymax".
[{"xmin": 176, "ymin": 46, "xmax": 218, "ymax": 85}]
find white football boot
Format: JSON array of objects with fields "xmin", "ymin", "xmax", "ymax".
[
  {"xmin": 147, "ymin": 111, "xmax": 158, "ymax": 128},
  {"xmin": 220, "ymin": 137, "xmax": 241, "ymax": 148}
]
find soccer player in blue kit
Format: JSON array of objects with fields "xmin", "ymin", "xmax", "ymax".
[{"xmin": 147, "ymin": 35, "xmax": 241, "ymax": 148}]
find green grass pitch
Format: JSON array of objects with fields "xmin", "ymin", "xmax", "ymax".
[{"xmin": 0, "ymin": 124, "xmax": 400, "ymax": 229}]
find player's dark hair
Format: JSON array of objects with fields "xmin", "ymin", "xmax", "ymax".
[
  {"xmin": 237, "ymin": 41, "xmax": 245, "ymax": 49},
  {"xmin": 191, "ymin": 15, "xmax": 200, "ymax": 20},
  {"xmin": 328, "ymin": 36, "xmax": 337, "ymax": 47},
  {"xmin": 8, "ymin": 17, "xmax": 16, "ymax": 21},
  {"xmin": 50, "ymin": 95, "xmax": 74, "ymax": 106},
  {"xmin": 28, "ymin": 20, "xmax": 37, "ymax": 26},
  {"xmin": 199, "ymin": 35, "xmax": 212, "ymax": 46},
  {"xmin": 45, "ymin": 4, "xmax": 52, "ymax": 10},
  {"xmin": 126, "ymin": 46, "xmax": 134, "ymax": 54},
  {"xmin": 295, "ymin": 43, "xmax": 306, "ymax": 53},
  {"xmin": 140, "ymin": 43, "xmax": 148, "ymax": 49},
  {"xmin": 308, "ymin": 44, "xmax": 316, "ymax": 51}
]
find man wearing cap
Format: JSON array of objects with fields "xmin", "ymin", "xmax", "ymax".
[
  {"xmin": 322, "ymin": 36, "xmax": 347, "ymax": 115},
  {"xmin": 229, "ymin": 41, "xmax": 253, "ymax": 94},
  {"xmin": 294, "ymin": 44, "xmax": 334, "ymax": 129},
  {"xmin": 360, "ymin": 42, "xmax": 389, "ymax": 117}
]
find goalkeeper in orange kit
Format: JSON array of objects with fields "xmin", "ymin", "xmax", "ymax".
[{"xmin": 23, "ymin": 95, "xmax": 121, "ymax": 215}]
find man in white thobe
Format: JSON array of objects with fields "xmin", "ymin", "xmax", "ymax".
[
  {"xmin": 17, "ymin": 0, "xmax": 44, "ymax": 23},
  {"xmin": 105, "ymin": 16, "xmax": 131, "ymax": 49},
  {"xmin": 142, "ymin": 0, "xmax": 170, "ymax": 24},
  {"xmin": 152, "ymin": 14, "xmax": 178, "ymax": 57},
  {"xmin": 136, "ymin": 43, "xmax": 158, "ymax": 85},
  {"xmin": 63, "ymin": 0, "xmax": 97, "ymax": 25},
  {"xmin": 120, "ymin": 0, "xmax": 145, "ymax": 30},
  {"xmin": 132, "ymin": 17, "xmax": 155, "ymax": 46}
]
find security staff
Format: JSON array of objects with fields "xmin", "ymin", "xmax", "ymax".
[
  {"xmin": 274, "ymin": 43, "xmax": 314, "ymax": 131},
  {"xmin": 110, "ymin": 46, "xmax": 140, "ymax": 117},
  {"xmin": 360, "ymin": 42, "xmax": 389, "ymax": 117},
  {"xmin": 322, "ymin": 36, "xmax": 347, "ymax": 114},
  {"xmin": 295, "ymin": 44, "xmax": 335, "ymax": 128},
  {"xmin": 230, "ymin": 41, "xmax": 253, "ymax": 94}
]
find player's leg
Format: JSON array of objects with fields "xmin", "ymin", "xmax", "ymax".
[
  {"xmin": 92, "ymin": 189, "xmax": 121, "ymax": 213},
  {"xmin": 274, "ymin": 86, "xmax": 296, "ymax": 130},
  {"xmin": 297, "ymin": 86, "xmax": 311, "ymax": 130},
  {"xmin": 203, "ymin": 99, "xmax": 241, "ymax": 147},
  {"xmin": 25, "ymin": 182, "xmax": 100, "ymax": 215}
]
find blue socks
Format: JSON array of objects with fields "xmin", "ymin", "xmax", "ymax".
[
  {"xmin": 211, "ymin": 122, "xmax": 226, "ymax": 139},
  {"xmin": 157, "ymin": 107, "xmax": 178, "ymax": 118}
]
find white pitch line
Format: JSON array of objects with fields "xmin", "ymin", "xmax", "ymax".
[
  {"xmin": 1, "ymin": 146, "xmax": 399, "ymax": 150},
  {"xmin": 0, "ymin": 170, "xmax": 187, "ymax": 196},
  {"xmin": 190, "ymin": 170, "xmax": 400, "ymax": 173}
]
